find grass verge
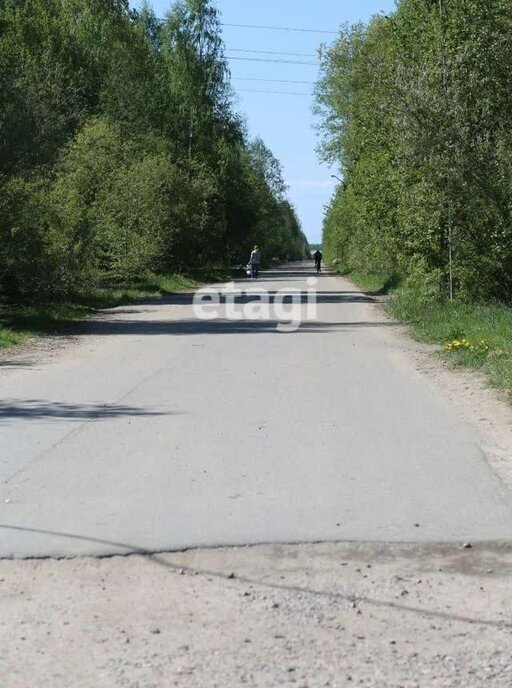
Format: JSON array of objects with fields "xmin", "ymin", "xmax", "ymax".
[
  {"xmin": 335, "ymin": 266, "xmax": 512, "ymax": 398},
  {"xmin": 0, "ymin": 268, "xmax": 233, "ymax": 351},
  {"xmin": 390, "ymin": 299, "xmax": 512, "ymax": 396},
  {"xmin": 334, "ymin": 268, "xmax": 402, "ymax": 295}
]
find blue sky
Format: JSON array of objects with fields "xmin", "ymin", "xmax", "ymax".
[{"xmin": 131, "ymin": 0, "xmax": 396, "ymax": 243}]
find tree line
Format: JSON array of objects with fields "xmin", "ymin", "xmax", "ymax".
[
  {"xmin": 0, "ymin": 0, "xmax": 309, "ymax": 302},
  {"xmin": 316, "ymin": 0, "xmax": 512, "ymax": 303}
]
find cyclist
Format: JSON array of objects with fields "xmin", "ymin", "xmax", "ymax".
[{"xmin": 313, "ymin": 249, "xmax": 323, "ymax": 273}]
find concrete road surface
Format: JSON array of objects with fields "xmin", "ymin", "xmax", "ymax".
[{"xmin": 1, "ymin": 263, "xmax": 512, "ymax": 558}]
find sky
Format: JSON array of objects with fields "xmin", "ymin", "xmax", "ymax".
[{"xmin": 130, "ymin": 0, "xmax": 397, "ymax": 243}]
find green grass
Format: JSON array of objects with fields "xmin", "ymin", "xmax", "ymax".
[
  {"xmin": 390, "ymin": 299, "xmax": 512, "ymax": 394},
  {"xmin": 337, "ymin": 265, "xmax": 512, "ymax": 398},
  {"xmin": 0, "ymin": 302, "xmax": 93, "ymax": 348},
  {"xmin": 331, "ymin": 266, "xmax": 402, "ymax": 295},
  {"xmin": 0, "ymin": 268, "xmax": 233, "ymax": 351}
]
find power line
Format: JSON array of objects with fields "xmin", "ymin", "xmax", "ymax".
[
  {"xmin": 229, "ymin": 56, "xmax": 318, "ymax": 66},
  {"xmin": 227, "ymin": 48, "xmax": 317, "ymax": 59},
  {"xmin": 237, "ymin": 88, "xmax": 313, "ymax": 96},
  {"xmin": 234, "ymin": 77, "xmax": 316, "ymax": 85},
  {"xmin": 221, "ymin": 22, "xmax": 337, "ymax": 35}
]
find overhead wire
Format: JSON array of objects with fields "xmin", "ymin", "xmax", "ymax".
[
  {"xmin": 228, "ymin": 56, "xmax": 318, "ymax": 66},
  {"xmin": 234, "ymin": 77, "xmax": 316, "ymax": 85},
  {"xmin": 221, "ymin": 22, "xmax": 337, "ymax": 35},
  {"xmin": 224, "ymin": 22, "xmax": 323, "ymax": 96},
  {"xmin": 227, "ymin": 48, "xmax": 317, "ymax": 59},
  {"xmin": 237, "ymin": 88, "xmax": 313, "ymax": 96}
]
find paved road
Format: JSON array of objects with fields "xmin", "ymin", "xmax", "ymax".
[{"xmin": 1, "ymin": 264, "xmax": 512, "ymax": 558}]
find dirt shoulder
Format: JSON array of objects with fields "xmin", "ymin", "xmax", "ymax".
[{"xmin": 2, "ymin": 542, "xmax": 512, "ymax": 688}]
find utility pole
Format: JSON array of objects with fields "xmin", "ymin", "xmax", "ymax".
[
  {"xmin": 439, "ymin": 0, "xmax": 454, "ymax": 300},
  {"xmin": 188, "ymin": 108, "xmax": 194, "ymax": 161}
]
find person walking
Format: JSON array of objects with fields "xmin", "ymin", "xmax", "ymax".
[
  {"xmin": 313, "ymin": 249, "xmax": 323, "ymax": 273},
  {"xmin": 249, "ymin": 245, "xmax": 261, "ymax": 279}
]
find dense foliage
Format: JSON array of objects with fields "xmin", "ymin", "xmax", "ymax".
[
  {"xmin": 0, "ymin": 0, "xmax": 308, "ymax": 301},
  {"xmin": 316, "ymin": 0, "xmax": 512, "ymax": 303}
]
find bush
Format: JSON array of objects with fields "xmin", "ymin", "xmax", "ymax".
[
  {"xmin": 389, "ymin": 259, "xmax": 442, "ymax": 322},
  {"xmin": 0, "ymin": 176, "xmax": 54, "ymax": 301}
]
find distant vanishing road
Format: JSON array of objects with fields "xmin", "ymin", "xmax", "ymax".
[{"xmin": 1, "ymin": 263, "xmax": 512, "ymax": 558}]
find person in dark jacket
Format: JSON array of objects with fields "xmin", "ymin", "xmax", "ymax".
[{"xmin": 313, "ymin": 249, "xmax": 322, "ymax": 273}]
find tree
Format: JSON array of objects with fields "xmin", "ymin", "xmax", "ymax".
[
  {"xmin": 316, "ymin": 0, "xmax": 512, "ymax": 302},
  {"xmin": 0, "ymin": 0, "xmax": 307, "ymax": 302}
]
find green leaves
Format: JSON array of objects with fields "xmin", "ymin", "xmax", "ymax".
[
  {"xmin": 0, "ymin": 0, "xmax": 306, "ymax": 303},
  {"xmin": 317, "ymin": 0, "xmax": 512, "ymax": 303}
]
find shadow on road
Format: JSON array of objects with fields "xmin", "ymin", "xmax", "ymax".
[
  {"xmin": 0, "ymin": 359, "xmax": 36, "ymax": 369},
  {"xmin": 0, "ymin": 399, "xmax": 174, "ymax": 422},
  {"xmin": 124, "ymin": 291, "xmax": 375, "ymax": 308},
  {"xmin": 77, "ymin": 319, "xmax": 397, "ymax": 337},
  {"xmin": 252, "ymin": 267, "xmax": 333, "ymax": 281}
]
